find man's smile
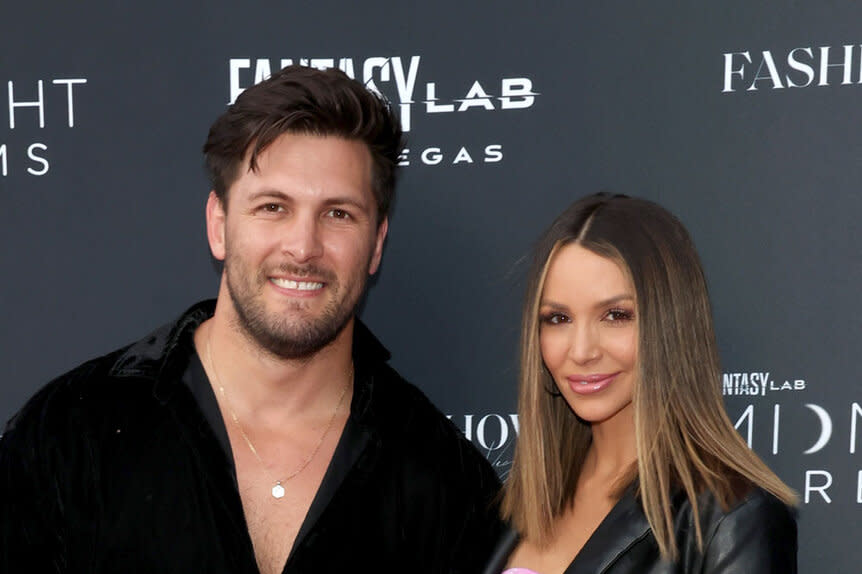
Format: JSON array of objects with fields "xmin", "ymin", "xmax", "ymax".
[{"xmin": 269, "ymin": 277, "xmax": 326, "ymax": 291}]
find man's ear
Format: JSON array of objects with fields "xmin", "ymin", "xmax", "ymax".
[
  {"xmin": 206, "ymin": 191, "xmax": 226, "ymax": 261},
  {"xmin": 368, "ymin": 216, "xmax": 389, "ymax": 275}
]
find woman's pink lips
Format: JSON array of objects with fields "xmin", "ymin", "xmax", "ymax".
[{"xmin": 566, "ymin": 372, "xmax": 619, "ymax": 395}]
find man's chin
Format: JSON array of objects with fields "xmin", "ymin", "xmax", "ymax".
[
  {"xmin": 262, "ymin": 329, "xmax": 344, "ymax": 359},
  {"xmin": 247, "ymin": 313, "xmax": 354, "ymax": 359},
  {"xmin": 226, "ymin": 280, "xmax": 359, "ymax": 358}
]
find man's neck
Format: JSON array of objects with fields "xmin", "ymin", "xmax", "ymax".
[{"xmin": 192, "ymin": 304, "xmax": 355, "ymax": 427}]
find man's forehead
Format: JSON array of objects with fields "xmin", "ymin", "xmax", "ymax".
[
  {"xmin": 229, "ymin": 134, "xmax": 375, "ymax": 203},
  {"xmin": 244, "ymin": 132, "xmax": 371, "ymax": 170}
]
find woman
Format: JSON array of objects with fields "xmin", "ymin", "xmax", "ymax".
[{"xmin": 486, "ymin": 193, "xmax": 797, "ymax": 573}]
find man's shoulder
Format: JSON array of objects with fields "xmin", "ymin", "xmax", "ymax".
[
  {"xmin": 3, "ymin": 302, "xmax": 211, "ymax": 440},
  {"xmin": 363, "ymin": 363, "xmax": 499, "ymax": 479},
  {"xmin": 350, "ymin": 320, "xmax": 452, "ymax": 436},
  {"xmin": 366, "ymin": 363, "xmax": 459, "ymax": 441},
  {"xmin": 359, "ymin": 364, "xmax": 505, "ymax": 553},
  {"xmin": 4, "ymin": 345, "xmax": 150, "ymax": 440}
]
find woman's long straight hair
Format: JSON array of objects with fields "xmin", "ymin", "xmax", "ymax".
[{"xmin": 501, "ymin": 193, "xmax": 796, "ymax": 560}]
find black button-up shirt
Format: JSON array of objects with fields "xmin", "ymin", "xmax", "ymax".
[{"xmin": 1, "ymin": 301, "xmax": 504, "ymax": 573}]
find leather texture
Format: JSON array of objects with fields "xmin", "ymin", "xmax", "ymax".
[
  {"xmin": 485, "ymin": 486, "xmax": 797, "ymax": 574},
  {"xmin": 0, "ymin": 300, "xmax": 504, "ymax": 573}
]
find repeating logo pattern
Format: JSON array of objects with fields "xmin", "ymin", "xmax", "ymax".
[
  {"xmin": 227, "ymin": 56, "xmax": 538, "ymax": 168},
  {"xmin": 2, "ymin": 77, "xmax": 87, "ymax": 177}
]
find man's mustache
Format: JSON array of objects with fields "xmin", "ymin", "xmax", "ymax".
[{"xmin": 270, "ymin": 263, "xmax": 337, "ymax": 282}]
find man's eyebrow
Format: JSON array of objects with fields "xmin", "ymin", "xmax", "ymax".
[
  {"xmin": 244, "ymin": 191, "xmax": 370, "ymax": 210},
  {"xmin": 322, "ymin": 196, "xmax": 369, "ymax": 210},
  {"xmin": 247, "ymin": 189, "xmax": 291, "ymax": 202}
]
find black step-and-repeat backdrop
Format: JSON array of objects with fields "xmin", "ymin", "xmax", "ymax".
[{"xmin": 2, "ymin": 3, "xmax": 859, "ymax": 571}]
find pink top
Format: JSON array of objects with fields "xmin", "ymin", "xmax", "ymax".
[{"xmin": 502, "ymin": 569, "xmax": 541, "ymax": 574}]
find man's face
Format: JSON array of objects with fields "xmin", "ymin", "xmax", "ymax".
[{"xmin": 206, "ymin": 133, "xmax": 387, "ymax": 359}]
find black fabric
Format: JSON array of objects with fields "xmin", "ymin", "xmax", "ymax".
[
  {"xmin": 182, "ymin": 351, "xmax": 366, "ymax": 557},
  {"xmin": 485, "ymin": 487, "xmax": 797, "ymax": 574},
  {"xmin": 0, "ymin": 300, "xmax": 504, "ymax": 573},
  {"xmin": 182, "ymin": 354, "xmax": 237, "ymax": 484}
]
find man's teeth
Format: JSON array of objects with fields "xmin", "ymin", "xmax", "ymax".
[{"xmin": 271, "ymin": 278, "xmax": 324, "ymax": 290}]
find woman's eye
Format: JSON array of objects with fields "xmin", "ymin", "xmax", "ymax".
[
  {"xmin": 605, "ymin": 308, "xmax": 634, "ymax": 322},
  {"xmin": 540, "ymin": 312, "xmax": 569, "ymax": 325}
]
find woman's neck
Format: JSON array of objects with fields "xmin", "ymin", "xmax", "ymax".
[{"xmin": 583, "ymin": 403, "xmax": 637, "ymax": 482}]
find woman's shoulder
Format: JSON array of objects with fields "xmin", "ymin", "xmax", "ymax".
[
  {"xmin": 691, "ymin": 487, "xmax": 797, "ymax": 572},
  {"xmin": 699, "ymin": 486, "xmax": 796, "ymax": 533}
]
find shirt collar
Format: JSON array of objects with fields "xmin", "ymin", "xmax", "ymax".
[{"xmin": 108, "ymin": 299, "xmax": 392, "ymax": 410}]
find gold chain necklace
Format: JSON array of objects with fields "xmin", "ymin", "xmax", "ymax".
[{"xmin": 205, "ymin": 331, "xmax": 351, "ymax": 500}]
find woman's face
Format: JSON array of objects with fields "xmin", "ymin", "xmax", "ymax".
[{"xmin": 539, "ymin": 243, "xmax": 638, "ymax": 426}]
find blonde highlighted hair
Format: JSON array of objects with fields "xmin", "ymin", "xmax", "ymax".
[{"xmin": 501, "ymin": 193, "xmax": 796, "ymax": 560}]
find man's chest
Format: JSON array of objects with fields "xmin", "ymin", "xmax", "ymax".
[{"xmin": 233, "ymin": 440, "xmax": 335, "ymax": 574}]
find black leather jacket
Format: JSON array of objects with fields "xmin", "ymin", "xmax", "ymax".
[
  {"xmin": 0, "ymin": 301, "xmax": 504, "ymax": 573},
  {"xmin": 484, "ymin": 486, "xmax": 797, "ymax": 573}
]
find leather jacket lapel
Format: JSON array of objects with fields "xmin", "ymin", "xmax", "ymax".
[
  {"xmin": 481, "ymin": 526, "xmax": 519, "ymax": 574},
  {"xmin": 564, "ymin": 489, "xmax": 651, "ymax": 574}
]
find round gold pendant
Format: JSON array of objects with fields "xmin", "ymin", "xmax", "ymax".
[{"xmin": 272, "ymin": 482, "xmax": 285, "ymax": 499}]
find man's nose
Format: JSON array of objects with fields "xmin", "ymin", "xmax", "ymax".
[{"xmin": 280, "ymin": 212, "xmax": 324, "ymax": 262}]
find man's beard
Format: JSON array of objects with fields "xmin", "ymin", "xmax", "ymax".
[{"xmin": 225, "ymin": 259, "xmax": 365, "ymax": 360}]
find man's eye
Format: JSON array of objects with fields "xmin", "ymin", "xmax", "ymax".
[
  {"xmin": 261, "ymin": 203, "xmax": 282, "ymax": 213},
  {"xmin": 327, "ymin": 209, "xmax": 351, "ymax": 220}
]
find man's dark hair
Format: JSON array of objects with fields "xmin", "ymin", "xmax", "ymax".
[{"xmin": 203, "ymin": 65, "xmax": 404, "ymax": 222}]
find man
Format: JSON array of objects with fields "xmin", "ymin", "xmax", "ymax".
[{"xmin": 0, "ymin": 66, "xmax": 503, "ymax": 573}]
